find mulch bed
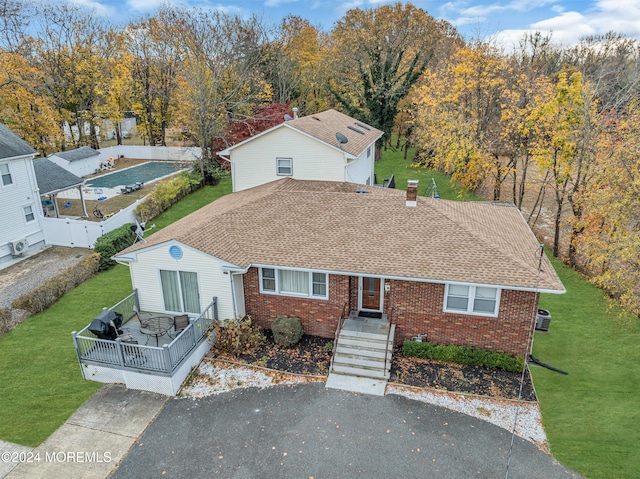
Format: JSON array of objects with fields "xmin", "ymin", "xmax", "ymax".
[{"xmin": 209, "ymin": 332, "xmax": 536, "ymax": 401}]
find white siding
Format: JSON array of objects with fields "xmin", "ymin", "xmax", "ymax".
[
  {"xmin": 345, "ymin": 142, "xmax": 375, "ymax": 185},
  {"xmin": 0, "ymin": 155, "xmax": 45, "ymax": 262},
  {"xmin": 48, "ymin": 155, "xmax": 99, "ymax": 178},
  {"xmin": 129, "ymin": 244, "xmax": 236, "ymax": 319},
  {"xmin": 231, "ymin": 127, "xmax": 346, "ymax": 192}
]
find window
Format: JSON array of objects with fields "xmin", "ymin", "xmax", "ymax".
[
  {"xmin": 259, "ymin": 267, "xmax": 328, "ymax": 299},
  {"xmin": 444, "ymin": 284, "xmax": 499, "ymax": 316},
  {"xmin": 23, "ymin": 205, "xmax": 35, "ymax": 222},
  {"xmin": 160, "ymin": 270, "xmax": 201, "ymax": 314},
  {"xmin": 262, "ymin": 268, "xmax": 276, "ymax": 292},
  {"xmin": 279, "ymin": 269, "xmax": 309, "ymax": 295},
  {"xmin": 367, "ymin": 146, "xmax": 371, "ymax": 158},
  {"xmin": 276, "ymin": 157, "xmax": 293, "ymax": 176},
  {"xmin": 0, "ymin": 163, "xmax": 12, "ymax": 186},
  {"xmin": 312, "ymin": 273, "xmax": 327, "ymax": 297}
]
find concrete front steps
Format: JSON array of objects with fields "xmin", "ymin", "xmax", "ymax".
[{"xmin": 326, "ymin": 324, "xmax": 395, "ymax": 396}]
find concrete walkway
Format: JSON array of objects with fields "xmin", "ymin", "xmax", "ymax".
[{"xmin": 1, "ymin": 385, "xmax": 167, "ymax": 479}]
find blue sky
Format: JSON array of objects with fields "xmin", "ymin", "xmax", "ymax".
[{"xmin": 64, "ymin": 0, "xmax": 640, "ymax": 48}]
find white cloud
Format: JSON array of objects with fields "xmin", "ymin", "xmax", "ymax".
[
  {"xmin": 439, "ymin": 0, "xmax": 639, "ymax": 50},
  {"xmin": 69, "ymin": 0, "xmax": 115, "ymax": 16},
  {"xmin": 264, "ymin": 0, "xmax": 299, "ymax": 7},
  {"xmin": 126, "ymin": 0, "xmax": 166, "ymax": 11}
]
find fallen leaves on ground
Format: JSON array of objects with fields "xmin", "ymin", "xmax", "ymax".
[{"xmin": 207, "ymin": 333, "xmax": 535, "ymax": 401}]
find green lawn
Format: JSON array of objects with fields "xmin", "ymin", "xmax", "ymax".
[
  {"xmin": 3, "ymin": 163, "xmax": 638, "ymax": 479},
  {"xmin": 534, "ymin": 255, "xmax": 640, "ymax": 479},
  {"xmin": 0, "ymin": 179, "xmax": 231, "ymax": 447},
  {"xmin": 375, "ymin": 144, "xmax": 480, "ymax": 201}
]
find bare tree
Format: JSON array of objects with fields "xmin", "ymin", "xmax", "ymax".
[
  {"xmin": 125, "ymin": 10, "xmax": 182, "ymax": 146},
  {"xmin": 172, "ymin": 7, "xmax": 269, "ymax": 181}
]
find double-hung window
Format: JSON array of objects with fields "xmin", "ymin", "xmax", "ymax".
[
  {"xmin": 444, "ymin": 284, "xmax": 499, "ymax": 316},
  {"xmin": 23, "ymin": 205, "xmax": 35, "ymax": 223},
  {"xmin": 260, "ymin": 267, "xmax": 327, "ymax": 299},
  {"xmin": 160, "ymin": 270, "xmax": 201, "ymax": 314},
  {"xmin": 0, "ymin": 163, "xmax": 13, "ymax": 186},
  {"xmin": 276, "ymin": 158, "xmax": 293, "ymax": 176}
]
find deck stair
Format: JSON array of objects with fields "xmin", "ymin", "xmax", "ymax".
[{"xmin": 326, "ymin": 312, "xmax": 394, "ymax": 396}]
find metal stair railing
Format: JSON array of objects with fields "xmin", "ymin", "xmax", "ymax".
[
  {"xmin": 383, "ymin": 308, "xmax": 395, "ymax": 375},
  {"xmin": 329, "ymin": 303, "xmax": 349, "ymax": 373}
]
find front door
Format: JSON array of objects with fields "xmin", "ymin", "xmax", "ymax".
[{"xmin": 360, "ymin": 277, "xmax": 382, "ymax": 311}]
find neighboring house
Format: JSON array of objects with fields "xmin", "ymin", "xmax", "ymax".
[
  {"xmin": 218, "ymin": 109, "xmax": 384, "ymax": 192},
  {"xmin": 0, "ymin": 124, "xmax": 44, "ymax": 264},
  {"xmin": 33, "ymin": 158, "xmax": 88, "ymax": 218},
  {"xmin": 48, "ymin": 146, "xmax": 101, "ymax": 178},
  {"xmin": 116, "ymin": 178, "xmax": 565, "ymax": 357}
]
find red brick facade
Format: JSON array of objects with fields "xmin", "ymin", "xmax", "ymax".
[
  {"xmin": 243, "ymin": 268, "xmax": 537, "ymax": 357},
  {"xmin": 243, "ymin": 268, "xmax": 349, "ymax": 338},
  {"xmin": 383, "ymin": 280, "xmax": 537, "ymax": 357}
]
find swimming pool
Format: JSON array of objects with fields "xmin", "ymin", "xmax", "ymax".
[{"xmin": 86, "ymin": 161, "xmax": 190, "ymax": 189}]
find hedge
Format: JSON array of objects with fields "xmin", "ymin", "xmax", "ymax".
[
  {"xmin": 93, "ymin": 223, "xmax": 136, "ymax": 271},
  {"xmin": 11, "ymin": 253, "xmax": 101, "ymax": 315},
  {"xmin": 134, "ymin": 170, "xmax": 203, "ymax": 222},
  {"xmin": 402, "ymin": 340, "xmax": 524, "ymax": 372}
]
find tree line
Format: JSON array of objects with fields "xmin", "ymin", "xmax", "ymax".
[{"xmin": 1, "ymin": 1, "xmax": 639, "ymax": 316}]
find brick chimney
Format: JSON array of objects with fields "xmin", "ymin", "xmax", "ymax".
[{"xmin": 406, "ymin": 180, "xmax": 418, "ymax": 207}]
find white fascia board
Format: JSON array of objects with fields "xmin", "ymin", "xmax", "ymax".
[
  {"xmin": 248, "ymin": 263, "xmax": 565, "ymax": 294},
  {"xmin": 114, "ymin": 239, "xmax": 241, "ymax": 269},
  {"xmin": 2, "ymin": 153, "xmax": 37, "ymax": 163}
]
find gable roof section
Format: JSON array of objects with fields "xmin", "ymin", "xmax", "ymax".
[
  {"xmin": 52, "ymin": 146, "xmax": 100, "ymax": 162},
  {"xmin": 33, "ymin": 158, "xmax": 84, "ymax": 194},
  {"xmin": 119, "ymin": 178, "xmax": 564, "ymax": 293},
  {"xmin": 285, "ymin": 109, "xmax": 383, "ymax": 158},
  {"xmin": 221, "ymin": 109, "xmax": 383, "ymax": 159},
  {"xmin": 0, "ymin": 124, "xmax": 37, "ymax": 160}
]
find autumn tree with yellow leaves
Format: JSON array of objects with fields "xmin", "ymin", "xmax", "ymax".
[
  {"xmin": 411, "ymin": 42, "xmax": 511, "ymax": 198},
  {"xmin": 576, "ymin": 102, "xmax": 640, "ymax": 315}
]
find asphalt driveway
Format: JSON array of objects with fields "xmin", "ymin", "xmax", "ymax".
[{"xmin": 110, "ymin": 384, "xmax": 581, "ymax": 479}]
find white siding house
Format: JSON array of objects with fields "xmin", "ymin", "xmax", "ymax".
[
  {"xmin": 219, "ymin": 109, "xmax": 383, "ymax": 192},
  {"xmin": 0, "ymin": 124, "xmax": 44, "ymax": 265},
  {"xmin": 120, "ymin": 240, "xmax": 239, "ymax": 320}
]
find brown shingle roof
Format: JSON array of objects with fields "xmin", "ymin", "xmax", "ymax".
[
  {"xmin": 119, "ymin": 178, "xmax": 564, "ymax": 292},
  {"xmin": 286, "ymin": 109, "xmax": 383, "ymax": 157}
]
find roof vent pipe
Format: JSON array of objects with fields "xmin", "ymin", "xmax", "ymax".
[{"xmin": 292, "ymin": 107, "xmax": 298, "ymax": 119}]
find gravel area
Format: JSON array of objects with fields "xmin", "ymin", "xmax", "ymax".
[
  {"xmin": 0, "ymin": 246, "xmax": 92, "ymax": 309},
  {"xmin": 180, "ymin": 358, "xmax": 548, "ymax": 450}
]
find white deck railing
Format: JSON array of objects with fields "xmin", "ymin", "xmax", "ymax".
[{"xmin": 73, "ymin": 296, "xmax": 218, "ymax": 376}]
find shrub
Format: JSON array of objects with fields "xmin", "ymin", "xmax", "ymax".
[
  {"xmin": 0, "ymin": 308, "xmax": 11, "ymax": 336},
  {"xmin": 271, "ymin": 316, "xmax": 303, "ymax": 347},
  {"xmin": 402, "ymin": 340, "xmax": 524, "ymax": 373},
  {"xmin": 94, "ymin": 224, "xmax": 136, "ymax": 270},
  {"xmin": 11, "ymin": 253, "xmax": 100, "ymax": 314},
  {"xmin": 134, "ymin": 170, "xmax": 203, "ymax": 222},
  {"xmin": 213, "ymin": 317, "xmax": 265, "ymax": 356}
]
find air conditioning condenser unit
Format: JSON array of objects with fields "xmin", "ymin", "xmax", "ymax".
[{"xmin": 9, "ymin": 238, "xmax": 28, "ymax": 256}]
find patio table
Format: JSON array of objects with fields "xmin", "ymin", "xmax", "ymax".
[{"xmin": 140, "ymin": 316, "xmax": 173, "ymax": 346}]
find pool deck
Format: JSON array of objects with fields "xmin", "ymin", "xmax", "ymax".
[{"xmin": 58, "ymin": 161, "xmax": 193, "ymax": 200}]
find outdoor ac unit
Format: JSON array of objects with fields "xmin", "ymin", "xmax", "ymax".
[{"xmin": 9, "ymin": 238, "xmax": 28, "ymax": 256}]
